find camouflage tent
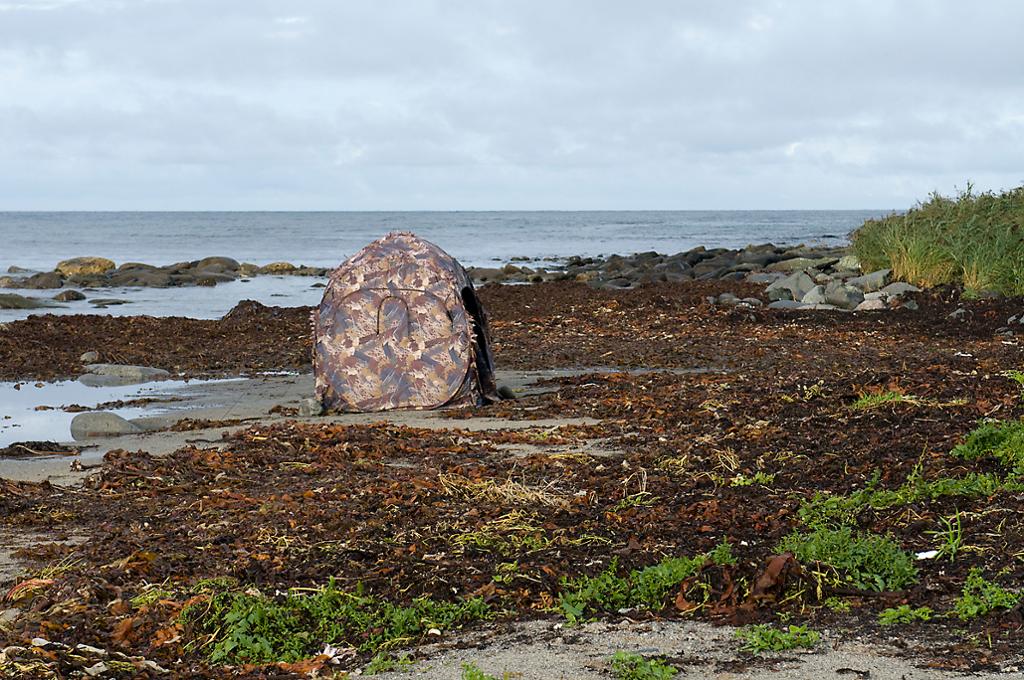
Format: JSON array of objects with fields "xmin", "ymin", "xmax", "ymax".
[{"xmin": 313, "ymin": 232, "xmax": 499, "ymax": 412}]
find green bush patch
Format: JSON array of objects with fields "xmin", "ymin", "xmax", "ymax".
[
  {"xmin": 852, "ymin": 184, "xmax": 1024, "ymax": 296},
  {"xmin": 559, "ymin": 541, "xmax": 736, "ymax": 624},
  {"xmin": 735, "ymin": 624, "xmax": 820, "ymax": 654},
  {"xmin": 776, "ymin": 527, "xmax": 917, "ymax": 592},
  {"xmin": 181, "ymin": 581, "xmax": 490, "ymax": 665},
  {"xmin": 951, "ymin": 419, "xmax": 1024, "ymax": 475},
  {"xmin": 798, "ymin": 469, "xmax": 1004, "ymax": 529}
]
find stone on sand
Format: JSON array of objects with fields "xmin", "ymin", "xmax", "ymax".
[{"xmin": 70, "ymin": 412, "xmax": 144, "ymax": 440}]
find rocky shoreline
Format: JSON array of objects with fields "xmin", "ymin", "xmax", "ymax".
[
  {"xmin": 0, "ymin": 256, "xmax": 329, "ymax": 292},
  {"xmin": 1, "ymin": 243, "xmax": 923, "ymax": 314}
]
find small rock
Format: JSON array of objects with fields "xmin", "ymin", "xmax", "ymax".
[
  {"xmin": 899, "ymin": 299, "xmax": 920, "ymax": 311},
  {"xmin": 497, "ymin": 385, "xmax": 518, "ymax": 399},
  {"xmin": 948, "ymin": 307, "xmax": 968, "ymax": 320},
  {"xmin": 801, "ymin": 286, "xmax": 827, "ymax": 305},
  {"xmin": 880, "ymin": 282, "xmax": 920, "ymax": 297},
  {"xmin": 88, "ymin": 298, "xmax": 131, "ymax": 306},
  {"xmin": 836, "ymin": 254, "xmax": 861, "ymax": 272},
  {"xmin": 70, "ymin": 412, "xmax": 144, "ymax": 440},
  {"xmin": 0, "ymin": 276, "xmax": 19, "ymax": 288},
  {"xmin": 765, "ymin": 257, "xmax": 839, "ymax": 272},
  {"xmin": 53, "ymin": 290, "xmax": 86, "ymax": 302},
  {"xmin": 855, "ymin": 299, "xmax": 887, "ymax": 311},
  {"xmin": 716, "ymin": 293, "xmax": 740, "ymax": 305},
  {"xmin": 55, "ymin": 257, "xmax": 115, "ymax": 277},
  {"xmin": 739, "ymin": 298, "xmax": 763, "ymax": 307},
  {"xmin": 745, "ymin": 272, "xmax": 785, "ymax": 285},
  {"xmin": 259, "ymin": 261, "xmax": 297, "ymax": 275},
  {"xmin": 765, "ymin": 271, "xmax": 815, "ymax": 302},
  {"xmin": 846, "ymin": 269, "xmax": 891, "ymax": 292},
  {"xmin": 298, "ymin": 397, "xmax": 324, "ymax": 417},
  {"xmin": 7, "ymin": 265, "xmax": 32, "ymax": 273},
  {"xmin": 79, "ymin": 364, "xmax": 170, "ymax": 387},
  {"xmin": 767, "ymin": 300, "xmax": 805, "ymax": 310},
  {"xmin": 824, "ymin": 281, "xmax": 865, "ymax": 310}
]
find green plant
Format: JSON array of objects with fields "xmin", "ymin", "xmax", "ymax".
[
  {"xmin": 735, "ymin": 624, "xmax": 820, "ymax": 654},
  {"xmin": 851, "ymin": 184, "xmax": 1024, "ymax": 296},
  {"xmin": 365, "ymin": 652, "xmax": 415, "ymax": 674},
  {"xmin": 776, "ymin": 527, "xmax": 917, "ymax": 592},
  {"xmin": 729, "ymin": 471, "xmax": 775, "ymax": 487},
  {"xmin": 559, "ymin": 544, "xmax": 736, "ymax": 624},
  {"xmin": 878, "ymin": 605, "xmax": 934, "ymax": 625},
  {"xmin": 823, "ymin": 596, "xmax": 851, "ymax": 613},
  {"xmin": 954, "ymin": 569, "xmax": 1021, "ymax": 620},
  {"xmin": 1002, "ymin": 370, "xmax": 1024, "ymax": 401},
  {"xmin": 926, "ymin": 511, "xmax": 963, "ymax": 562},
  {"xmin": 613, "ymin": 491, "xmax": 659, "ymax": 512},
  {"xmin": 460, "ymin": 662, "xmax": 508, "ymax": 680},
  {"xmin": 181, "ymin": 580, "xmax": 490, "ymax": 664},
  {"xmin": 609, "ymin": 652, "xmax": 678, "ymax": 680},
  {"xmin": 798, "ymin": 468, "xmax": 1005, "ymax": 529}
]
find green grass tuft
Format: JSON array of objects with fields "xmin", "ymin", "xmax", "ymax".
[
  {"xmin": 776, "ymin": 527, "xmax": 917, "ymax": 592},
  {"xmin": 850, "ymin": 391, "xmax": 922, "ymax": 410},
  {"xmin": 851, "ymin": 184, "xmax": 1024, "ymax": 296},
  {"xmin": 735, "ymin": 624, "xmax": 820, "ymax": 654}
]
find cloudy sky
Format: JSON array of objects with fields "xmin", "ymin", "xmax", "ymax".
[{"xmin": 1, "ymin": 0, "xmax": 1022, "ymax": 210}]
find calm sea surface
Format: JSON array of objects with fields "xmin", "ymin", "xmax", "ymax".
[{"xmin": 0, "ymin": 210, "xmax": 888, "ymax": 271}]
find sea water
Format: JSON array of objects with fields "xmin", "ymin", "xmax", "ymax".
[{"xmin": 0, "ymin": 210, "xmax": 889, "ymax": 319}]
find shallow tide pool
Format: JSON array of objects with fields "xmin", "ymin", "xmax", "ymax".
[{"xmin": 0, "ymin": 378, "xmax": 241, "ymax": 448}]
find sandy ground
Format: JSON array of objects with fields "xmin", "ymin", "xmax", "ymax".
[{"xmin": 365, "ymin": 618, "xmax": 1005, "ymax": 679}]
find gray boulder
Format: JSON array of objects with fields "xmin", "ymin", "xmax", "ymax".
[
  {"xmin": 0, "ymin": 293, "xmax": 60, "ymax": 309},
  {"xmin": 766, "ymin": 271, "xmax": 815, "ymax": 302},
  {"xmin": 847, "ymin": 269, "xmax": 891, "ymax": 292},
  {"xmin": 79, "ymin": 364, "xmax": 170, "ymax": 387},
  {"xmin": 880, "ymin": 282, "xmax": 920, "ymax": 297},
  {"xmin": 21, "ymin": 272, "xmax": 63, "ymax": 289},
  {"xmin": 53, "ymin": 290, "xmax": 86, "ymax": 302},
  {"xmin": 836, "ymin": 254, "xmax": 861, "ymax": 272},
  {"xmin": 824, "ymin": 281, "xmax": 865, "ymax": 310},
  {"xmin": 766, "ymin": 257, "xmax": 839, "ymax": 273},
  {"xmin": 801, "ymin": 286, "xmax": 827, "ymax": 305},
  {"xmin": 855, "ymin": 299, "xmax": 887, "ymax": 311},
  {"xmin": 70, "ymin": 412, "xmax": 144, "ymax": 440},
  {"xmin": 195, "ymin": 256, "xmax": 240, "ymax": 273}
]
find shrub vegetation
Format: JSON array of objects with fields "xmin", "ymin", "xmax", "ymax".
[{"xmin": 852, "ymin": 184, "xmax": 1024, "ymax": 295}]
